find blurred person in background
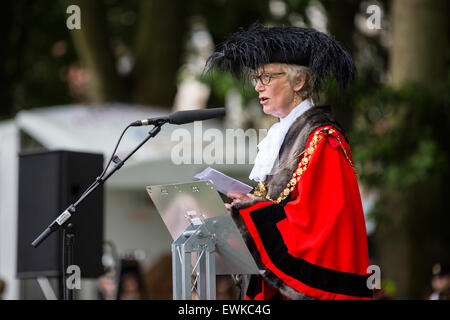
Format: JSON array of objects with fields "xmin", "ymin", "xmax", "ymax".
[
  {"xmin": 117, "ymin": 259, "xmax": 146, "ymax": 300},
  {"xmin": 97, "ymin": 268, "xmax": 117, "ymax": 300},
  {"xmin": 216, "ymin": 276, "xmax": 240, "ymax": 300},
  {"xmin": 145, "ymin": 254, "xmax": 172, "ymax": 300},
  {"xmin": 428, "ymin": 263, "xmax": 450, "ymax": 300}
]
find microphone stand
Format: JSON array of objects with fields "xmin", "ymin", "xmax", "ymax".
[
  {"xmin": 31, "ymin": 122, "xmax": 164, "ymax": 300},
  {"xmin": 63, "ymin": 223, "xmax": 75, "ymax": 300}
]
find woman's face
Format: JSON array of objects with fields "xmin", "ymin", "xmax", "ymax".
[{"xmin": 253, "ymin": 63, "xmax": 301, "ymax": 118}]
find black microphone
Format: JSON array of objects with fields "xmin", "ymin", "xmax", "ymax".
[{"xmin": 131, "ymin": 108, "xmax": 226, "ymax": 126}]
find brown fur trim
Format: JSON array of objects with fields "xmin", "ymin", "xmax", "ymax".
[
  {"xmin": 230, "ymin": 201, "xmax": 266, "ymax": 270},
  {"xmin": 265, "ymin": 105, "xmax": 345, "ymax": 199}
]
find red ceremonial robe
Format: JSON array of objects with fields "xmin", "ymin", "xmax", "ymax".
[{"xmin": 231, "ymin": 126, "xmax": 372, "ymax": 300}]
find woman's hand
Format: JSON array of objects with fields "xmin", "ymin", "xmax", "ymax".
[{"xmin": 225, "ymin": 192, "xmax": 255, "ymax": 213}]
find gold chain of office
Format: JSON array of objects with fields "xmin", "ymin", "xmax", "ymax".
[{"xmin": 253, "ymin": 127, "xmax": 354, "ymax": 204}]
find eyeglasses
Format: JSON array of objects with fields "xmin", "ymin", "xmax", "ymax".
[{"xmin": 250, "ymin": 72, "xmax": 286, "ymax": 86}]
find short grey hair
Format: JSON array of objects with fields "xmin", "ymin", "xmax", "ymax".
[{"xmin": 279, "ymin": 64, "xmax": 316, "ymax": 100}]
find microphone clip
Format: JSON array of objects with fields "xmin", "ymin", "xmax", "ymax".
[{"xmin": 130, "ymin": 116, "xmax": 169, "ymax": 127}]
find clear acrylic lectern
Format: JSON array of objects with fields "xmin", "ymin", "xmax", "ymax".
[{"xmin": 147, "ymin": 181, "xmax": 259, "ymax": 300}]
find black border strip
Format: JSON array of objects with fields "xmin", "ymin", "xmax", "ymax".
[
  {"xmin": 248, "ymin": 203, "xmax": 372, "ymax": 298},
  {"xmin": 232, "ymin": 201, "xmax": 373, "ymax": 299}
]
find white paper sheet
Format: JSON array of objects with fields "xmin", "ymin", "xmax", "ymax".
[{"xmin": 194, "ymin": 167, "xmax": 253, "ymax": 196}]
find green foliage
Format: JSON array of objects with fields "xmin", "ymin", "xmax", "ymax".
[
  {"xmin": 199, "ymin": 69, "xmax": 256, "ymax": 104},
  {"xmin": 0, "ymin": 1, "xmax": 78, "ymax": 119},
  {"xmin": 351, "ymin": 80, "xmax": 450, "ymax": 191}
]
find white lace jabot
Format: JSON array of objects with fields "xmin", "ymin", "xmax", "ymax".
[{"xmin": 249, "ymin": 99, "xmax": 313, "ymax": 182}]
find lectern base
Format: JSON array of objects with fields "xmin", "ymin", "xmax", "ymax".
[{"xmin": 172, "ymin": 223, "xmax": 216, "ymax": 300}]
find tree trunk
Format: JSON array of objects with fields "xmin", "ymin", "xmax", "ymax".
[
  {"xmin": 0, "ymin": 0, "xmax": 31, "ymax": 118},
  {"xmin": 390, "ymin": 0, "xmax": 448, "ymax": 86},
  {"xmin": 0, "ymin": 0, "xmax": 16, "ymax": 118},
  {"xmin": 376, "ymin": 0, "xmax": 449, "ymax": 299},
  {"xmin": 131, "ymin": 0, "xmax": 189, "ymax": 108},
  {"xmin": 321, "ymin": 0, "xmax": 359, "ymax": 132},
  {"xmin": 65, "ymin": 0, "xmax": 124, "ymax": 103}
]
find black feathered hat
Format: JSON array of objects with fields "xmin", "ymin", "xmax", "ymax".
[{"xmin": 205, "ymin": 23, "xmax": 356, "ymax": 91}]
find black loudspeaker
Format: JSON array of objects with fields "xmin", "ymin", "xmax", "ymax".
[{"xmin": 17, "ymin": 150, "xmax": 104, "ymax": 279}]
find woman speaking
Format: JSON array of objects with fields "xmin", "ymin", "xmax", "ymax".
[{"xmin": 205, "ymin": 24, "xmax": 372, "ymax": 300}]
